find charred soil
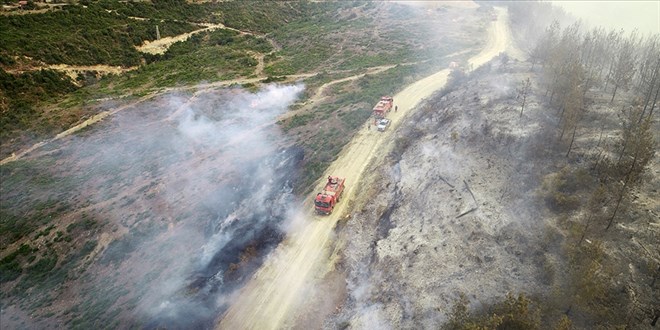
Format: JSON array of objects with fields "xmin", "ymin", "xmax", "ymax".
[{"xmin": 332, "ymin": 57, "xmax": 659, "ymax": 328}]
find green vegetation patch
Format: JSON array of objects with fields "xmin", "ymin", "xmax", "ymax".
[
  {"xmin": 96, "ymin": 0, "xmax": 308, "ymax": 33},
  {"xmin": 162, "ymin": 29, "xmax": 273, "ymax": 59},
  {"xmin": 69, "ymin": 284, "xmax": 130, "ymax": 329},
  {"xmin": 0, "ymin": 69, "xmax": 78, "ymax": 141},
  {"xmin": 0, "ymin": 157, "xmax": 87, "ymax": 246},
  {"xmin": 9, "ymin": 238, "xmax": 99, "ymax": 312},
  {"xmin": 214, "ymin": 0, "xmax": 321, "ymax": 34},
  {"xmin": 96, "ymin": 0, "xmax": 217, "ymax": 23},
  {"xmin": 0, "ymin": 4, "xmax": 198, "ymax": 67},
  {"xmin": 0, "ymin": 244, "xmax": 35, "ymax": 283},
  {"xmin": 264, "ymin": 15, "xmax": 375, "ymax": 75},
  {"xmin": 282, "ymin": 113, "xmax": 315, "ymax": 132},
  {"xmin": 102, "ymin": 29, "xmax": 271, "ymax": 92}
]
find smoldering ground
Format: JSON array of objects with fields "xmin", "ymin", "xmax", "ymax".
[
  {"xmin": 129, "ymin": 84, "xmax": 307, "ymax": 328},
  {"xmin": 1, "ymin": 83, "xmax": 306, "ymax": 328}
]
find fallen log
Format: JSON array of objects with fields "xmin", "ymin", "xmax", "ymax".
[
  {"xmin": 463, "ymin": 180, "xmax": 477, "ymax": 205},
  {"xmin": 456, "ymin": 207, "xmax": 477, "ymax": 219},
  {"xmin": 439, "ymin": 175, "xmax": 455, "ymax": 188}
]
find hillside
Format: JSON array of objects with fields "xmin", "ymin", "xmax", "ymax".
[
  {"xmin": 1, "ymin": 0, "xmax": 658, "ymax": 329},
  {"xmin": 334, "ymin": 56, "xmax": 658, "ymax": 329},
  {"xmin": 1, "ymin": 1, "xmax": 492, "ymax": 328},
  {"xmin": 329, "ymin": 4, "xmax": 659, "ymax": 327}
]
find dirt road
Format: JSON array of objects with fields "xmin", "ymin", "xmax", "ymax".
[
  {"xmin": 47, "ymin": 64, "xmax": 136, "ymax": 81},
  {"xmin": 217, "ymin": 6, "xmax": 516, "ymax": 330},
  {"xmin": 136, "ymin": 24, "xmax": 226, "ymax": 55},
  {"xmin": 0, "ymin": 65, "xmax": 418, "ymax": 165}
]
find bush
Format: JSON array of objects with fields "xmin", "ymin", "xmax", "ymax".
[
  {"xmin": 444, "ymin": 293, "xmax": 541, "ymax": 330},
  {"xmin": 0, "ymin": 4, "xmax": 198, "ymax": 66},
  {"xmin": 0, "ymin": 68, "xmax": 77, "ymax": 141},
  {"xmin": 541, "ymin": 166, "xmax": 594, "ymax": 214},
  {"xmin": 546, "ymin": 191, "xmax": 581, "ymax": 213}
]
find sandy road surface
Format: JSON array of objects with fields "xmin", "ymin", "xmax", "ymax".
[
  {"xmin": 217, "ymin": 6, "xmax": 515, "ymax": 330},
  {"xmin": 136, "ymin": 24, "xmax": 226, "ymax": 55},
  {"xmin": 4, "ymin": 64, "xmax": 135, "ymax": 76},
  {"xmin": 136, "ymin": 21, "xmax": 277, "ymax": 56},
  {"xmin": 46, "ymin": 64, "xmax": 136, "ymax": 81}
]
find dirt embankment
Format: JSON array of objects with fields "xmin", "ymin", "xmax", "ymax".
[{"xmin": 217, "ymin": 6, "xmax": 513, "ymax": 329}]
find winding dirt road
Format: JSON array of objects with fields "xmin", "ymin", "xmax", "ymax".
[
  {"xmin": 136, "ymin": 23, "xmax": 226, "ymax": 55},
  {"xmin": 217, "ymin": 6, "xmax": 516, "ymax": 330},
  {"xmin": 0, "ymin": 66, "xmax": 407, "ymax": 166}
]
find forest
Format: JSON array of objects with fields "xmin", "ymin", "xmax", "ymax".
[{"xmin": 440, "ymin": 2, "xmax": 658, "ymax": 328}]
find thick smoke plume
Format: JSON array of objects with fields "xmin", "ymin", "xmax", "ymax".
[
  {"xmin": 20, "ymin": 82, "xmax": 308, "ymax": 329},
  {"xmin": 133, "ymin": 83, "xmax": 306, "ymax": 328}
]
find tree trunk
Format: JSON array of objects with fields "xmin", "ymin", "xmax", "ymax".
[
  {"xmin": 566, "ymin": 123, "xmax": 578, "ymax": 157},
  {"xmin": 648, "ymin": 80, "xmax": 660, "ymax": 119},
  {"xmin": 520, "ymin": 79, "xmax": 530, "ymax": 118},
  {"xmin": 550, "ymin": 89, "xmax": 555, "ymax": 103},
  {"xmin": 596, "ymin": 125, "xmax": 604, "ymax": 148},
  {"xmin": 606, "ymin": 182, "xmax": 627, "ymax": 230},
  {"xmin": 603, "ymin": 58, "xmax": 616, "ymax": 90},
  {"xmin": 604, "ymin": 61, "xmax": 615, "ymax": 90},
  {"xmin": 640, "ymin": 59, "xmax": 660, "ymax": 121},
  {"xmin": 606, "ymin": 152, "xmax": 638, "ymax": 230},
  {"xmin": 578, "ymin": 214, "xmax": 594, "ymax": 246},
  {"xmin": 611, "ymin": 84, "xmax": 619, "ymax": 103},
  {"xmin": 594, "ymin": 148, "xmax": 607, "ymax": 175},
  {"xmin": 549, "ymin": 73, "xmax": 560, "ymax": 104},
  {"xmin": 582, "ymin": 76, "xmax": 592, "ymax": 98},
  {"xmin": 617, "ymin": 142, "xmax": 627, "ymax": 165},
  {"xmin": 558, "ymin": 106, "xmax": 566, "ymax": 124}
]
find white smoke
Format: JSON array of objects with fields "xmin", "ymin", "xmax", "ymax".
[{"xmin": 87, "ymin": 82, "xmax": 308, "ymax": 326}]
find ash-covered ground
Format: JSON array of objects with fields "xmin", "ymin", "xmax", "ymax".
[{"xmin": 332, "ymin": 57, "xmax": 566, "ymax": 328}]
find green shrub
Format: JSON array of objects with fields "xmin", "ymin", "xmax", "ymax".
[
  {"xmin": 0, "ymin": 4, "xmax": 198, "ymax": 66},
  {"xmin": 0, "ymin": 244, "xmax": 34, "ymax": 283},
  {"xmin": 0, "ymin": 68, "xmax": 77, "ymax": 141}
]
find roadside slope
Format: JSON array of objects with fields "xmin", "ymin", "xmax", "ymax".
[{"xmin": 217, "ymin": 6, "xmax": 514, "ymax": 330}]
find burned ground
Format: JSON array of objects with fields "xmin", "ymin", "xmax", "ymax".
[{"xmin": 332, "ymin": 56, "xmax": 659, "ymax": 329}]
